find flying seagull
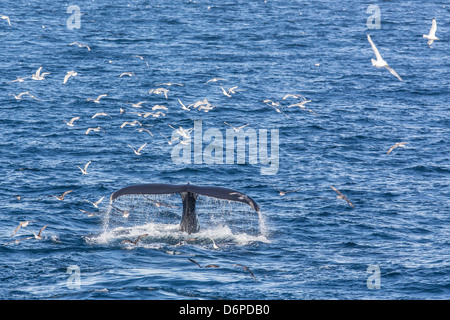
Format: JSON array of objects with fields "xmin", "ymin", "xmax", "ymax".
[
  {"xmin": 330, "ymin": 186, "xmax": 355, "ymax": 208},
  {"xmin": 10, "ymin": 221, "xmax": 35, "ymax": 237},
  {"xmin": 77, "ymin": 160, "xmax": 91, "ymax": 175},
  {"xmin": 84, "ymin": 196, "xmax": 105, "ymax": 209},
  {"xmin": 51, "ymin": 190, "xmax": 73, "ymax": 201},
  {"xmin": 85, "ymin": 126, "xmax": 102, "ymax": 135},
  {"xmin": 367, "ymin": 34, "xmax": 402, "ymax": 81},
  {"xmin": 423, "ymin": 18, "xmax": 439, "ymax": 46},
  {"xmin": 112, "ymin": 204, "xmax": 140, "ymax": 218},
  {"xmin": 270, "ymin": 184, "xmax": 301, "ymax": 196},
  {"xmin": 65, "ymin": 116, "xmax": 80, "ymax": 126},
  {"xmin": 1, "ymin": 15, "xmax": 11, "ymax": 26},
  {"xmin": 63, "ymin": 71, "xmax": 77, "ymax": 84},
  {"xmin": 69, "ymin": 42, "xmax": 91, "ymax": 51},
  {"xmin": 87, "ymin": 94, "xmax": 107, "ymax": 103},
  {"xmin": 128, "ymin": 142, "xmax": 147, "ymax": 155},
  {"xmin": 31, "ymin": 66, "xmax": 50, "ymax": 80},
  {"xmin": 386, "ymin": 142, "xmax": 409, "ymax": 155},
  {"xmin": 224, "ymin": 121, "xmax": 250, "ymax": 132},
  {"xmin": 121, "ymin": 234, "xmax": 149, "ymax": 245},
  {"xmin": 234, "ymin": 264, "xmax": 256, "ymax": 281}
]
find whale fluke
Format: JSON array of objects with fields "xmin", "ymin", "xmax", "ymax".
[{"xmin": 110, "ymin": 183, "xmax": 259, "ymax": 234}]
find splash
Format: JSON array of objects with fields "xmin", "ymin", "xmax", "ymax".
[{"xmin": 87, "ymin": 193, "xmax": 269, "ymax": 246}]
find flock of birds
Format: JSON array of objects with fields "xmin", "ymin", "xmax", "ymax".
[{"xmin": 1, "ymin": 11, "xmax": 441, "ymax": 281}]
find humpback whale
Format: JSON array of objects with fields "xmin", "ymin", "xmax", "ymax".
[{"xmin": 110, "ymin": 183, "xmax": 259, "ymax": 234}]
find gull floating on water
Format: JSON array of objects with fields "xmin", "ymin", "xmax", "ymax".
[
  {"xmin": 386, "ymin": 142, "xmax": 409, "ymax": 155},
  {"xmin": 87, "ymin": 94, "xmax": 107, "ymax": 103},
  {"xmin": 1, "ymin": 15, "xmax": 11, "ymax": 26},
  {"xmin": 128, "ymin": 142, "xmax": 147, "ymax": 155},
  {"xmin": 77, "ymin": 160, "xmax": 91, "ymax": 175},
  {"xmin": 63, "ymin": 71, "xmax": 77, "ymax": 84},
  {"xmin": 423, "ymin": 18, "xmax": 439, "ymax": 46},
  {"xmin": 69, "ymin": 42, "xmax": 91, "ymax": 52},
  {"xmin": 367, "ymin": 34, "xmax": 403, "ymax": 81}
]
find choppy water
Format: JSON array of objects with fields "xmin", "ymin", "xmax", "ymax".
[{"xmin": 0, "ymin": 0, "xmax": 449, "ymax": 300}]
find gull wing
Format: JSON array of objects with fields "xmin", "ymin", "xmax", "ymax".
[
  {"xmin": 429, "ymin": 18, "xmax": 437, "ymax": 37},
  {"xmin": 385, "ymin": 65, "xmax": 403, "ymax": 81},
  {"xmin": 367, "ymin": 34, "xmax": 383, "ymax": 62}
]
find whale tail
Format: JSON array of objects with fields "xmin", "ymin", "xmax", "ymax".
[{"xmin": 110, "ymin": 183, "xmax": 259, "ymax": 234}]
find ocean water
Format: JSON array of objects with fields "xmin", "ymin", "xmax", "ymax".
[{"xmin": 0, "ymin": 0, "xmax": 449, "ymax": 300}]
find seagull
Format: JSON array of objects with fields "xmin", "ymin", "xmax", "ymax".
[
  {"xmin": 159, "ymin": 132, "xmax": 180, "ymax": 145},
  {"xmin": 282, "ymin": 94, "xmax": 308, "ymax": 100},
  {"xmin": 121, "ymin": 234, "xmax": 149, "ymax": 245},
  {"xmin": 152, "ymin": 104, "xmax": 168, "ymax": 111},
  {"xmin": 63, "ymin": 71, "xmax": 77, "ymax": 84},
  {"xmin": 178, "ymin": 99, "xmax": 191, "ymax": 111},
  {"xmin": 234, "ymin": 264, "xmax": 256, "ymax": 281},
  {"xmin": 128, "ymin": 142, "xmax": 147, "ymax": 155},
  {"xmin": 386, "ymin": 142, "xmax": 409, "ymax": 155},
  {"xmin": 210, "ymin": 237, "xmax": 219, "ymax": 249},
  {"xmin": 168, "ymin": 125, "xmax": 193, "ymax": 138},
  {"xmin": 330, "ymin": 186, "xmax": 355, "ymax": 208},
  {"xmin": 423, "ymin": 18, "xmax": 439, "ymax": 46},
  {"xmin": 84, "ymin": 196, "xmax": 105, "ymax": 209},
  {"xmin": 77, "ymin": 160, "xmax": 91, "ymax": 175},
  {"xmin": 128, "ymin": 101, "xmax": 147, "ymax": 108},
  {"xmin": 51, "ymin": 190, "xmax": 73, "ymax": 201},
  {"xmin": 9, "ymin": 92, "xmax": 40, "ymax": 101},
  {"xmin": 119, "ymin": 72, "xmax": 135, "ymax": 77},
  {"xmin": 120, "ymin": 120, "xmax": 142, "ymax": 129},
  {"xmin": 31, "ymin": 225, "xmax": 48, "ymax": 240},
  {"xmin": 187, "ymin": 258, "xmax": 219, "ymax": 268},
  {"xmin": 10, "ymin": 221, "xmax": 35, "ymax": 237},
  {"xmin": 270, "ymin": 184, "xmax": 301, "ymax": 196},
  {"xmin": 367, "ymin": 34, "xmax": 403, "ymax": 81},
  {"xmin": 187, "ymin": 258, "xmax": 203, "ymax": 268},
  {"xmin": 8, "ymin": 76, "xmax": 29, "ymax": 83},
  {"xmin": 65, "ymin": 116, "xmax": 80, "ymax": 126},
  {"xmin": 69, "ymin": 42, "xmax": 91, "ymax": 52},
  {"xmin": 87, "ymin": 94, "xmax": 107, "ymax": 103},
  {"xmin": 148, "ymin": 88, "xmax": 169, "ymax": 99},
  {"xmin": 286, "ymin": 101, "xmax": 319, "ymax": 116},
  {"xmin": 156, "ymin": 82, "xmax": 183, "ymax": 86},
  {"xmin": 133, "ymin": 55, "xmax": 149, "ymax": 68},
  {"xmin": 143, "ymin": 111, "xmax": 165, "ymax": 118},
  {"xmin": 79, "ymin": 209, "xmax": 99, "ymax": 217},
  {"xmin": 1, "ymin": 15, "xmax": 11, "ymax": 26},
  {"xmin": 220, "ymin": 86, "xmax": 233, "ymax": 97},
  {"xmin": 135, "ymin": 128, "xmax": 153, "ymax": 137},
  {"xmin": 92, "ymin": 112, "xmax": 110, "ymax": 119},
  {"xmin": 112, "ymin": 204, "xmax": 141, "ymax": 218},
  {"xmin": 205, "ymin": 77, "xmax": 227, "ymax": 84},
  {"xmin": 31, "ymin": 67, "xmax": 50, "ymax": 80},
  {"xmin": 263, "ymin": 99, "xmax": 290, "ymax": 118},
  {"xmin": 85, "ymin": 126, "xmax": 102, "ymax": 135},
  {"xmin": 224, "ymin": 121, "xmax": 250, "ymax": 132}
]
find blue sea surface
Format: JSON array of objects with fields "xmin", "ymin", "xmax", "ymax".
[{"xmin": 0, "ymin": 0, "xmax": 449, "ymax": 300}]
